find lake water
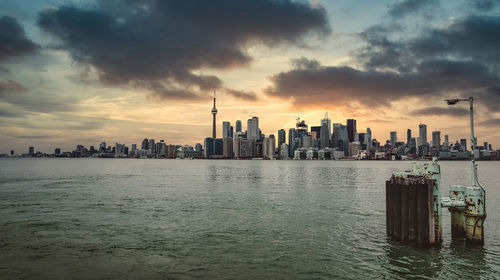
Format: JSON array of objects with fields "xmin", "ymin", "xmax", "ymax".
[{"xmin": 0, "ymin": 158, "xmax": 499, "ymax": 279}]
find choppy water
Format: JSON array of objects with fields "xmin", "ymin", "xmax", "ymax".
[{"xmin": 0, "ymin": 158, "xmax": 499, "ymax": 279}]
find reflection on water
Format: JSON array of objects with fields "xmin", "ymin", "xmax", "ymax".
[{"xmin": 0, "ymin": 159, "xmax": 499, "ymax": 279}]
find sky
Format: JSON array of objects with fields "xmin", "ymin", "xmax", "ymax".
[{"xmin": 1, "ymin": 0, "xmax": 500, "ymax": 154}]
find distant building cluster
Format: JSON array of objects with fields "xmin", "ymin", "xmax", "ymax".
[
  {"xmin": 2, "ymin": 95, "xmax": 499, "ymax": 160},
  {"xmin": 4, "ymin": 139, "xmax": 203, "ymax": 159},
  {"xmin": 201, "ymin": 94, "xmax": 498, "ymax": 160}
]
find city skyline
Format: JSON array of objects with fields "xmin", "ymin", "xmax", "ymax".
[{"xmin": 1, "ymin": 0, "xmax": 500, "ymax": 153}]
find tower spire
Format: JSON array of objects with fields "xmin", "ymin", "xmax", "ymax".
[{"xmin": 211, "ymin": 89, "xmax": 218, "ymax": 139}]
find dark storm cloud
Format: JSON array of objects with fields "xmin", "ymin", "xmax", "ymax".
[
  {"xmin": 410, "ymin": 106, "xmax": 469, "ymax": 117},
  {"xmin": 266, "ymin": 58, "xmax": 499, "ymax": 107},
  {"xmin": 225, "ymin": 88, "xmax": 258, "ymax": 101},
  {"xmin": 359, "ymin": 15, "xmax": 500, "ymax": 72},
  {"xmin": 0, "ymin": 15, "xmax": 39, "ymax": 61},
  {"xmin": 470, "ymin": 0, "xmax": 497, "ymax": 11},
  {"xmin": 267, "ymin": 14, "xmax": 500, "ymax": 111},
  {"xmin": 37, "ymin": 0, "xmax": 329, "ymax": 100},
  {"xmin": 387, "ymin": 0, "xmax": 439, "ymax": 19}
]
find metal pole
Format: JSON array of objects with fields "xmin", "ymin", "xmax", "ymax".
[{"xmin": 469, "ymin": 97, "xmax": 477, "ymax": 187}]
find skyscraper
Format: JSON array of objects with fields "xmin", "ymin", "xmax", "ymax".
[
  {"xmin": 222, "ymin": 121, "xmax": 232, "ymax": 138},
  {"xmin": 432, "ymin": 131, "xmax": 441, "ymax": 148},
  {"xmin": 204, "ymin": 137, "xmax": 214, "ymax": 158},
  {"xmin": 277, "ymin": 129, "xmax": 286, "ymax": 155},
  {"xmin": 247, "ymin": 117, "xmax": 259, "ymax": 140},
  {"xmin": 366, "ymin": 127, "xmax": 372, "ymax": 152},
  {"xmin": 235, "ymin": 120, "xmax": 242, "ymax": 133},
  {"xmin": 347, "ymin": 119, "xmax": 356, "ymax": 143},
  {"xmin": 211, "ymin": 90, "xmax": 217, "ymax": 139},
  {"xmin": 407, "ymin": 129, "xmax": 411, "ymax": 146},
  {"xmin": 419, "ymin": 124, "xmax": 427, "ymax": 146},
  {"xmin": 320, "ymin": 113, "xmax": 331, "ymax": 149},
  {"xmin": 28, "ymin": 146, "xmax": 34, "ymax": 155},
  {"xmin": 288, "ymin": 128, "xmax": 297, "ymax": 157},
  {"xmin": 390, "ymin": 131, "xmax": 397, "ymax": 147}
]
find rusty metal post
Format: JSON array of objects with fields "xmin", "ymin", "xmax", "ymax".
[{"xmin": 464, "ymin": 187, "xmax": 486, "ymax": 244}]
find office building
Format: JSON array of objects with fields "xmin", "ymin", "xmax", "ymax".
[
  {"xmin": 288, "ymin": 128, "xmax": 297, "ymax": 157},
  {"xmin": 390, "ymin": 131, "xmax": 397, "ymax": 147},
  {"xmin": 235, "ymin": 120, "xmax": 242, "ymax": 133},
  {"xmin": 419, "ymin": 124, "xmax": 428, "ymax": 146},
  {"xmin": 277, "ymin": 129, "xmax": 286, "ymax": 155},
  {"xmin": 407, "ymin": 129, "xmax": 411, "ymax": 146},
  {"xmin": 222, "ymin": 121, "xmax": 232, "ymax": 138},
  {"xmin": 247, "ymin": 117, "xmax": 259, "ymax": 140},
  {"xmin": 223, "ymin": 137, "xmax": 233, "ymax": 158},
  {"xmin": 320, "ymin": 114, "xmax": 331, "ymax": 149},
  {"xmin": 310, "ymin": 126, "xmax": 321, "ymax": 139},
  {"xmin": 432, "ymin": 131, "xmax": 441, "ymax": 148},
  {"xmin": 204, "ymin": 138, "xmax": 214, "ymax": 158},
  {"xmin": 347, "ymin": 119, "xmax": 356, "ymax": 143}
]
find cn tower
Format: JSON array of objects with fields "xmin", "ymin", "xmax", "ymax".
[{"xmin": 211, "ymin": 90, "xmax": 217, "ymax": 139}]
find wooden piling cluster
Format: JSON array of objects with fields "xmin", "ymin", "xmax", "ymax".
[{"xmin": 386, "ymin": 176, "xmax": 440, "ymax": 247}]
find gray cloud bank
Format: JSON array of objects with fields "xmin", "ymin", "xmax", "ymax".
[
  {"xmin": 266, "ymin": 14, "xmax": 500, "ymax": 113},
  {"xmin": 37, "ymin": 0, "xmax": 329, "ymax": 101},
  {"xmin": 0, "ymin": 16, "xmax": 39, "ymax": 62}
]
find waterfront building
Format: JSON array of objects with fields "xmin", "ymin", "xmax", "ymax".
[
  {"xmin": 223, "ymin": 137, "xmax": 233, "ymax": 158},
  {"xmin": 347, "ymin": 119, "xmax": 356, "ymax": 143},
  {"xmin": 54, "ymin": 148, "xmax": 60, "ymax": 155},
  {"xmin": 166, "ymin": 144, "xmax": 177, "ymax": 158},
  {"xmin": 349, "ymin": 142, "xmax": 361, "ymax": 158},
  {"xmin": 29, "ymin": 146, "xmax": 34, "ymax": 155},
  {"xmin": 318, "ymin": 147, "xmax": 332, "ymax": 160},
  {"xmin": 204, "ymin": 138, "xmax": 214, "ymax": 158},
  {"xmin": 280, "ymin": 143, "xmax": 289, "ymax": 159},
  {"xmin": 233, "ymin": 137, "xmax": 241, "ymax": 158},
  {"xmin": 239, "ymin": 139, "xmax": 254, "ymax": 158},
  {"xmin": 214, "ymin": 138, "xmax": 223, "ymax": 156}
]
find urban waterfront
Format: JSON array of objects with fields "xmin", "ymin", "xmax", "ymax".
[{"xmin": 1, "ymin": 158, "xmax": 499, "ymax": 279}]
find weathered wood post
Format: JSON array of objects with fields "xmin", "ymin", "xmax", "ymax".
[{"xmin": 386, "ymin": 159, "xmax": 441, "ymax": 247}]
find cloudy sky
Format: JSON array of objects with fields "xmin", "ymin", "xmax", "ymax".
[{"xmin": 1, "ymin": 0, "xmax": 499, "ymax": 153}]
